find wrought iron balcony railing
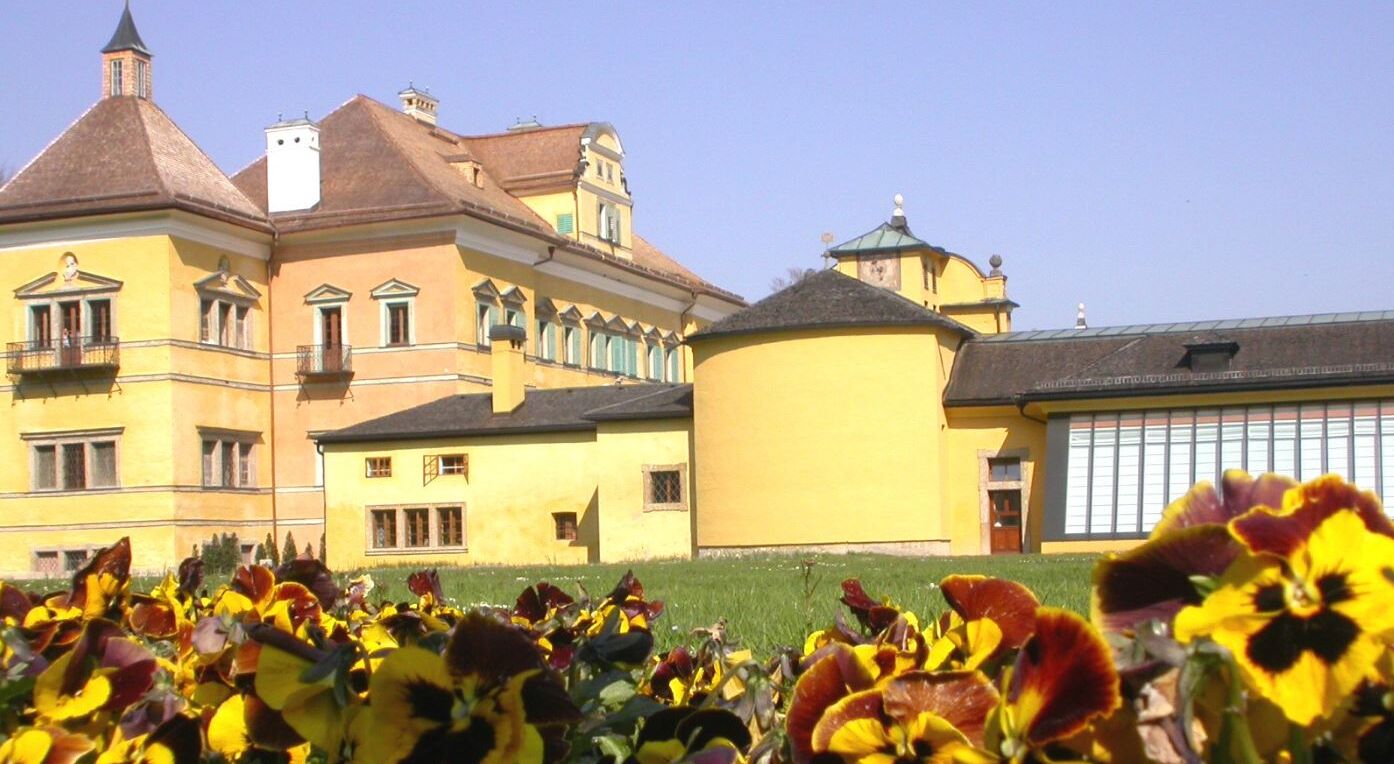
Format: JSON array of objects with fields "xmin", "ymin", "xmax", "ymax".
[
  {"xmin": 296, "ymin": 344, "xmax": 353, "ymax": 379},
  {"xmin": 6, "ymin": 337, "xmax": 120, "ymax": 376}
]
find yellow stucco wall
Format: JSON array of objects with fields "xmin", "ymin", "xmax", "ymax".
[
  {"xmin": 941, "ymin": 408, "xmax": 1048, "ymax": 554},
  {"xmin": 691, "ymin": 326, "xmax": 953, "ymax": 552},
  {"xmin": 594, "ymin": 419, "xmax": 694, "ymax": 561}
]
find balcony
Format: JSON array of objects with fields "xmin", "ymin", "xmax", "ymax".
[
  {"xmin": 296, "ymin": 344, "xmax": 353, "ymax": 380},
  {"xmin": 7, "ymin": 338, "xmax": 120, "ymax": 377}
]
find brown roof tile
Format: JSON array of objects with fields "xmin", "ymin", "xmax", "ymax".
[
  {"xmin": 462, "ymin": 124, "xmax": 588, "ymax": 193},
  {"xmin": 0, "ymin": 97, "xmax": 269, "ymax": 231}
]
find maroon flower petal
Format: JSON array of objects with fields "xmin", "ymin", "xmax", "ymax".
[
  {"xmin": 274, "ymin": 558, "xmax": 338, "ymax": 609},
  {"xmin": 787, "ymin": 648, "xmax": 854, "ymax": 763},
  {"xmin": 1153, "ymin": 471, "xmax": 1295, "ymax": 537},
  {"xmin": 1091, "ymin": 524, "xmax": 1236, "ymax": 633},
  {"xmin": 940, "ymin": 575, "xmax": 1040, "ymax": 649},
  {"xmin": 1009, "ymin": 609, "xmax": 1121, "ymax": 747},
  {"xmin": 176, "ymin": 557, "xmax": 204, "ymax": 597},
  {"xmin": 1232, "ymin": 475, "xmax": 1394, "ymax": 557},
  {"xmin": 406, "ymin": 569, "xmax": 444, "ymax": 601},
  {"xmin": 883, "ymin": 671, "xmax": 999, "ymax": 746},
  {"xmin": 840, "ymin": 579, "xmax": 900, "ymax": 632},
  {"xmin": 444, "ymin": 612, "xmax": 544, "ymax": 687}
]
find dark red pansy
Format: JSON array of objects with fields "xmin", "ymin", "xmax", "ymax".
[
  {"xmin": 1231, "ymin": 475, "xmax": 1394, "ymax": 557},
  {"xmin": 1091, "ymin": 524, "xmax": 1236, "ymax": 632},
  {"xmin": 513, "ymin": 582, "xmax": 575, "ymax": 623},
  {"xmin": 230, "ymin": 565, "xmax": 276, "ymax": 606},
  {"xmin": 1008, "ymin": 609, "xmax": 1121, "ymax": 747},
  {"xmin": 274, "ymin": 558, "xmax": 339, "ymax": 609},
  {"xmin": 839, "ymin": 579, "xmax": 900, "ymax": 632},
  {"xmin": 406, "ymin": 569, "xmax": 444, "ymax": 601},
  {"xmin": 651, "ymin": 646, "xmax": 695, "ymax": 701},
  {"xmin": 882, "ymin": 671, "xmax": 999, "ymax": 746},
  {"xmin": 445, "ymin": 612, "xmax": 545, "ymax": 687},
  {"xmin": 176, "ymin": 557, "xmax": 204, "ymax": 598},
  {"xmin": 1153, "ymin": 471, "xmax": 1294, "ymax": 536},
  {"xmin": 244, "ymin": 693, "xmax": 305, "ymax": 750},
  {"xmin": 606, "ymin": 570, "xmax": 644, "ymax": 603},
  {"xmin": 145, "ymin": 713, "xmax": 202, "ymax": 763},
  {"xmin": 0, "ymin": 583, "xmax": 33, "ymax": 620},
  {"xmin": 127, "ymin": 595, "xmax": 179, "ymax": 639},
  {"xmin": 517, "ymin": 671, "xmax": 583, "ymax": 727},
  {"xmin": 67, "ymin": 537, "xmax": 131, "ymax": 614},
  {"xmin": 940, "ymin": 575, "xmax": 1040, "ymax": 649},
  {"xmin": 636, "ymin": 707, "xmax": 752, "ymax": 755},
  {"xmin": 787, "ymin": 644, "xmax": 868, "ymax": 763}
]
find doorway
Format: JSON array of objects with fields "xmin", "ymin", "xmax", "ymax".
[
  {"xmin": 320, "ymin": 306, "xmax": 343, "ymax": 371},
  {"xmin": 989, "ymin": 489, "xmax": 1023, "ymax": 554}
]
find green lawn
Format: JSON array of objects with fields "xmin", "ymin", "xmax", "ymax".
[{"xmin": 354, "ymin": 553, "xmax": 1099, "ymax": 654}]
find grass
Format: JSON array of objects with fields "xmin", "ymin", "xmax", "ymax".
[{"xmin": 352, "ymin": 553, "xmax": 1099, "ymax": 655}]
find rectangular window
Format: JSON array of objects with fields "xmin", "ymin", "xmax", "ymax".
[
  {"xmin": 666, "ymin": 348, "xmax": 680, "ymax": 382},
  {"xmin": 61, "ymin": 443, "xmax": 86, "ymax": 490},
  {"xmin": 554, "ymin": 512, "xmax": 578, "ymax": 541},
  {"xmin": 218, "ymin": 303, "xmax": 233, "ymax": 346},
  {"xmin": 564, "ymin": 326, "xmax": 580, "ymax": 365},
  {"xmin": 387, "ymin": 303, "xmax": 410, "ymax": 346},
  {"xmin": 440, "ymin": 454, "xmax": 467, "ymax": 476},
  {"xmin": 64, "ymin": 550, "xmax": 89, "ymax": 573},
  {"xmin": 589, "ymin": 331, "xmax": 605, "ymax": 370},
  {"xmin": 477, "ymin": 303, "xmax": 499, "ymax": 347},
  {"xmin": 1059, "ymin": 399, "xmax": 1394, "ymax": 540},
  {"xmin": 34, "ymin": 551, "xmax": 59, "ymax": 575},
  {"xmin": 30, "ymin": 305, "xmax": 52, "ymax": 346},
  {"xmin": 371, "ymin": 509, "xmax": 397, "ymax": 548},
  {"xmin": 988, "ymin": 458, "xmax": 1021, "ymax": 482},
  {"xmin": 109, "ymin": 59, "xmax": 122, "ymax": 97},
  {"xmin": 201, "ymin": 299, "xmax": 214, "ymax": 343},
  {"xmin": 202, "ymin": 438, "xmax": 255, "ymax": 488},
  {"xmin": 650, "ymin": 471, "xmax": 681, "ymax": 503},
  {"xmin": 535, "ymin": 320, "xmax": 554, "ymax": 360},
  {"xmin": 438, "ymin": 507, "xmax": 463, "ymax": 547},
  {"xmin": 555, "ymin": 212, "xmax": 574, "ymax": 235},
  {"xmin": 235, "ymin": 306, "xmax": 249, "ymax": 349},
  {"xmin": 404, "ymin": 508, "xmax": 430, "ymax": 547},
  {"xmin": 610, "ymin": 334, "xmax": 625, "ymax": 372},
  {"xmin": 90, "ymin": 442, "xmax": 117, "ymax": 488},
  {"xmin": 365, "ymin": 457, "xmax": 392, "ymax": 478},
  {"xmin": 135, "ymin": 59, "xmax": 147, "ymax": 98},
  {"xmin": 89, "ymin": 300, "xmax": 112, "ymax": 342},
  {"xmin": 33, "ymin": 445, "xmax": 57, "ymax": 490}
]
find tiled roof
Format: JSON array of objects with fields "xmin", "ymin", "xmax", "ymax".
[
  {"xmin": 689, "ymin": 268, "xmax": 974, "ymax": 341},
  {"xmin": 317, "ymin": 383, "xmax": 693, "ymax": 443},
  {"xmin": 945, "ymin": 314, "xmax": 1394, "ymax": 405},
  {"xmin": 0, "ymin": 97, "xmax": 270, "ymax": 231},
  {"xmin": 462, "ymin": 123, "xmax": 588, "ymax": 194},
  {"xmin": 230, "ymin": 97, "xmax": 741, "ymax": 304}
]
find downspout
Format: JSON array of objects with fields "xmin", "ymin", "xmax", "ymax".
[
  {"xmin": 1014, "ymin": 394, "xmax": 1048, "ymax": 425},
  {"xmin": 266, "ymin": 234, "xmax": 279, "ymax": 549},
  {"xmin": 678, "ymin": 291, "xmax": 699, "ymax": 382}
]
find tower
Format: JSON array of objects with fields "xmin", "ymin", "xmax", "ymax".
[{"xmin": 101, "ymin": 2, "xmax": 152, "ymax": 99}]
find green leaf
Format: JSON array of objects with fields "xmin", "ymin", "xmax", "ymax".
[
  {"xmin": 0, "ymin": 676, "xmax": 35, "ymax": 707},
  {"xmin": 1189, "ymin": 574, "xmax": 1220, "ymax": 599},
  {"xmin": 598, "ymin": 679, "xmax": 635, "ymax": 707}
]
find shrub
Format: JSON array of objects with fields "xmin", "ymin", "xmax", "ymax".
[{"xmin": 199, "ymin": 532, "xmax": 240, "ymax": 575}]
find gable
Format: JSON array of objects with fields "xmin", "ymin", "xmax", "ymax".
[
  {"xmin": 305, "ymin": 283, "xmax": 352, "ymax": 304},
  {"xmin": 369, "ymin": 278, "xmax": 421, "ymax": 299},
  {"xmin": 15, "ymin": 270, "xmax": 123, "ymax": 299},
  {"xmin": 195, "ymin": 270, "xmax": 262, "ymax": 302}
]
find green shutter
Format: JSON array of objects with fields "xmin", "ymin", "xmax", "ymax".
[
  {"xmin": 610, "ymin": 335, "xmax": 623, "ymax": 371},
  {"xmin": 555, "ymin": 212, "xmax": 574, "ymax": 235},
  {"xmin": 667, "ymin": 349, "xmax": 679, "ymax": 382},
  {"xmin": 590, "ymin": 333, "xmax": 602, "ymax": 369}
]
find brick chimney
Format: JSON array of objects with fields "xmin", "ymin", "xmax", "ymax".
[
  {"xmin": 489, "ymin": 324, "xmax": 526, "ymax": 414},
  {"xmin": 101, "ymin": 2, "xmax": 153, "ymax": 100}
]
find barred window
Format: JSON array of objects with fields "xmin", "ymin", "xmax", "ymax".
[
  {"xmin": 644, "ymin": 465, "xmax": 687, "ymax": 511},
  {"xmin": 554, "ymin": 512, "xmax": 578, "ymax": 541},
  {"xmin": 30, "ymin": 436, "xmax": 119, "ymax": 492}
]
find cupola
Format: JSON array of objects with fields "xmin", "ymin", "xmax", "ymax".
[
  {"xmin": 101, "ymin": 1, "xmax": 153, "ymax": 100},
  {"xmin": 398, "ymin": 84, "xmax": 439, "ymax": 126}
]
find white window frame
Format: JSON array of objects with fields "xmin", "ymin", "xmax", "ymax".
[
  {"xmin": 109, "ymin": 59, "xmax": 123, "ymax": 97},
  {"xmin": 379, "ymin": 299, "xmax": 415, "ymax": 347}
]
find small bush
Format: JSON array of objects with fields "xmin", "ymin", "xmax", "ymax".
[{"xmin": 199, "ymin": 532, "xmax": 240, "ymax": 575}]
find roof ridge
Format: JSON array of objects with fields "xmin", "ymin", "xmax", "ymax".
[
  {"xmin": 357, "ymin": 97, "xmax": 457, "ymax": 205},
  {"xmin": 127, "ymin": 97, "xmax": 169, "ymax": 199},
  {"xmin": 581, "ymin": 383, "xmax": 684, "ymax": 416},
  {"xmin": 460, "ymin": 122, "xmax": 591, "ymax": 140},
  {"xmin": 0, "ymin": 100, "xmax": 103, "ymax": 195},
  {"xmin": 139, "ymin": 99, "xmax": 264, "ymax": 216},
  {"xmin": 986, "ymin": 308, "xmax": 1394, "ymax": 343}
]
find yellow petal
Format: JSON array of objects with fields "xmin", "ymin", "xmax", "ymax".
[{"xmin": 208, "ymin": 695, "xmax": 249, "ymax": 757}]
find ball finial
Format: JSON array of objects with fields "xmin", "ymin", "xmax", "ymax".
[{"xmin": 989, "ymin": 254, "xmax": 1003, "ymax": 268}]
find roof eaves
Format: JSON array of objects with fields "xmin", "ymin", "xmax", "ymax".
[{"xmin": 317, "ymin": 421, "xmax": 597, "ymax": 444}]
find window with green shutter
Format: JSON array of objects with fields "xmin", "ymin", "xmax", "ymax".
[
  {"xmin": 610, "ymin": 334, "xmax": 624, "ymax": 372},
  {"xmin": 666, "ymin": 348, "xmax": 679, "ymax": 382},
  {"xmin": 555, "ymin": 213, "xmax": 574, "ymax": 235},
  {"xmin": 590, "ymin": 332, "xmax": 604, "ymax": 370}
]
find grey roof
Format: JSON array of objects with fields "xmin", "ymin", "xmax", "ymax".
[
  {"xmin": 318, "ymin": 383, "xmax": 692, "ymax": 443},
  {"xmin": 826, "ymin": 222, "xmax": 931, "ymax": 256},
  {"xmin": 945, "ymin": 314, "xmax": 1394, "ymax": 406},
  {"xmin": 102, "ymin": 4, "xmax": 151, "ymax": 56},
  {"xmin": 688, "ymin": 269, "xmax": 975, "ymax": 342}
]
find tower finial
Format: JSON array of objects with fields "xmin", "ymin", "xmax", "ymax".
[
  {"xmin": 890, "ymin": 193, "xmax": 908, "ymax": 231},
  {"xmin": 1076, "ymin": 302, "xmax": 1088, "ymax": 329}
]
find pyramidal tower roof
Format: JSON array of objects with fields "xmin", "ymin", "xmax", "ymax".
[
  {"xmin": 102, "ymin": 2, "xmax": 151, "ymax": 56},
  {"xmin": 0, "ymin": 97, "xmax": 269, "ymax": 231}
]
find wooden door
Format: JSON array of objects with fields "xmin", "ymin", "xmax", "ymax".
[
  {"xmin": 989, "ymin": 489, "xmax": 1023, "ymax": 554},
  {"xmin": 321, "ymin": 307, "xmax": 342, "ymax": 371},
  {"xmin": 59, "ymin": 301, "xmax": 82, "ymax": 365}
]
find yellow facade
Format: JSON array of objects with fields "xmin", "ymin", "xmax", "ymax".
[{"xmin": 321, "ymin": 417, "xmax": 693, "ymax": 570}]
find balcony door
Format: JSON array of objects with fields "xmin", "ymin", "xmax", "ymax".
[
  {"xmin": 320, "ymin": 306, "xmax": 343, "ymax": 371},
  {"xmin": 59, "ymin": 301, "xmax": 82, "ymax": 365}
]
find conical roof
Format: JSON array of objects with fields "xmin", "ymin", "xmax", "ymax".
[
  {"xmin": 102, "ymin": 3, "xmax": 151, "ymax": 56},
  {"xmin": 688, "ymin": 269, "xmax": 973, "ymax": 341},
  {"xmin": 0, "ymin": 97, "xmax": 269, "ymax": 231}
]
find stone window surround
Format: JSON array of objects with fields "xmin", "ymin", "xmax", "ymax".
[
  {"xmin": 364, "ymin": 503, "xmax": 467, "ymax": 555},
  {"xmin": 642, "ymin": 463, "xmax": 688, "ymax": 512}
]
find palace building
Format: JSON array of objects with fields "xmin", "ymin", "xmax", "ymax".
[
  {"xmin": 5, "ymin": 8, "xmax": 1393, "ymax": 576},
  {"xmin": 0, "ymin": 7, "xmax": 744, "ymax": 577}
]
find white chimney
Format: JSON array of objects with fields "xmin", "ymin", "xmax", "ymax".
[
  {"xmin": 265, "ymin": 115, "xmax": 321, "ymax": 213},
  {"xmin": 398, "ymin": 84, "xmax": 439, "ymax": 126}
]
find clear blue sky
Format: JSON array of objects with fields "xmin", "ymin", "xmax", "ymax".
[{"xmin": 3, "ymin": 3, "xmax": 1392, "ymax": 329}]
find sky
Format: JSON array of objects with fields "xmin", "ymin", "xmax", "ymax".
[{"xmin": 2, "ymin": 2, "xmax": 1392, "ymax": 330}]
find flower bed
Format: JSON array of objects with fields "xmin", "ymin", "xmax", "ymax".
[{"xmin": 1, "ymin": 471, "xmax": 1392, "ymax": 762}]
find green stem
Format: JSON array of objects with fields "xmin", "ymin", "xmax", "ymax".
[
  {"xmin": 1218, "ymin": 657, "xmax": 1263, "ymax": 764},
  {"xmin": 1288, "ymin": 724, "xmax": 1314, "ymax": 764}
]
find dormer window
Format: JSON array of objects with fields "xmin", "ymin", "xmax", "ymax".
[
  {"xmin": 1183, "ymin": 341, "xmax": 1239, "ymax": 372},
  {"xmin": 598, "ymin": 202, "xmax": 621, "ymax": 244}
]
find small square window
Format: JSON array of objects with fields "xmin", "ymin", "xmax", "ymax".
[
  {"xmin": 404, "ymin": 508, "xmax": 430, "ymax": 548},
  {"xmin": 366, "ymin": 457, "xmax": 392, "ymax": 478},
  {"xmin": 63, "ymin": 549, "xmax": 88, "ymax": 573},
  {"xmin": 988, "ymin": 458, "xmax": 1021, "ymax": 482},
  {"xmin": 34, "ymin": 550, "xmax": 59, "ymax": 575},
  {"xmin": 440, "ymin": 454, "xmax": 467, "ymax": 476},
  {"xmin": 554, "ymin": 512, "xmax": 578, "ymax": 541},
  {"xmin": 371, "ymin": 509, "xmax": 397, "ymax": 548},
  {"xmin": 439, "ymin": 507, "xmax": 463, "ymax": 547},
  {"xmin": 649, "ymin": 471, "xmax": 682, "ymax": 504}
]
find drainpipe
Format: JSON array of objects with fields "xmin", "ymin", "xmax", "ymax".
[
  {"xmin": 266, "ymin": 237, "xmax": 279, "ymax": 547},
  {"xmin": 677, "ymin": 291, "xmax": 700, "ymax": 382},
  {"xmin": 1014, "ymin": 394, "xmax": 1047, "ymax": 425}
]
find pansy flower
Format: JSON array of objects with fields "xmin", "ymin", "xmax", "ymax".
[
  {"xmin": 629, "ymin": 707, "xmax": 752, "ymax": 764},
  {"xmin": 93, "ymin": 714, "xmax": 201, "ymax": 764},
  {"xmin": 986, "ymin": 609, "xmax": 1122, "ymax": 762},
  {"xmin": 1176, "ymin": 498, "xmax": 1394, "ymax": 725},
  {"xmin": 806, "ymin": 671, "xmax": 998, "ymax": 763},
  {"xmin": 1092, "ymin": 470, "xmax": 1295, "ymax": 633},
  {"xmin": 926, "ymin": 576, "xmax": 1038, "ymax": 672},
  {"xmin": 0, "ymin": 727, "xmax": 94, "ymax": 764}
]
